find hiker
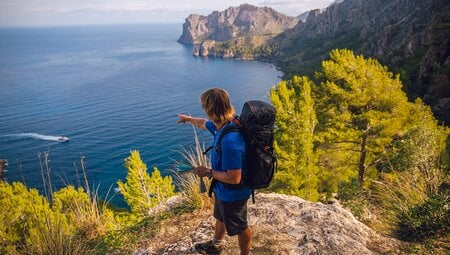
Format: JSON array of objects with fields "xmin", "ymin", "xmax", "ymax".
[{"xmin": 177, "ymin": 88, "xmax": 252, "ymax": 255}]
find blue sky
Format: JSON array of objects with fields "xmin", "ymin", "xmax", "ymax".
[{"xmin": 0, "ymin": 0, "xmax": 336, "ymax": 27}]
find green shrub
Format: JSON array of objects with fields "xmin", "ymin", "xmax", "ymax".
[
  {"xmin": 0, "ymin": 182, "xmax": 89, "ymax": 254},
  {"xmin": 396, "ymin": 193, "xmax": 450, "ymax": 241},
  {"xmin": 53, "ymin": 185, "xmax": 117, "ymax": 238},
  {"xmin": 117, "ymin": 150, "xmax": 176, "ymax": 216},
  {"xmin": 338, "ymin": 178, "xmax": 371, "ymax": 220},
  {"xmin": 338, "ymin": 177, "xmax": 361, "ymax": 201}
]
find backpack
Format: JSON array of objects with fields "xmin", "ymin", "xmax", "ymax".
[{"xmin": 204, "ymin": 100, "xmax": 277, "ymax": 202}]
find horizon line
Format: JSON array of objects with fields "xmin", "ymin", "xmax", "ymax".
[{"xmin": 0, "ymin": 21, "xmax": 183, "ymax": 29}]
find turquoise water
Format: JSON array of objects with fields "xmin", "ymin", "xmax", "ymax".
[{"xmin": 0, "ymin": 24, "xmax": 281, "ymax": 205}]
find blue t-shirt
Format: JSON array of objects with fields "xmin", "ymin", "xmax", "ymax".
[{"xmin": 205, "ymin": 120, "xmax": 251, "ymax": 202}]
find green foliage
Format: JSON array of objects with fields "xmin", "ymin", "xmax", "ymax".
[
  {"xmin": 396, "ymin": 193, "xmax": 450, "ymax": 241},
  {"xmin": 0, "ymin": 182, "xmax": 41, "ymax": 252},
  {"xmin": 369, "ymin": 101, "xmax": 449, "ymax": 237},
  {"xmin": 117, "ymin": 150, "xmax": 176, "ymax": 216},
  {"xmin": 269, "ymin": 49, "xmax": 438, "ymax": 200},
  {"xmin": 53, "ymin": 185, "xmax": 117, "ymax": 238},
  {"xmin": 270, "ymin": 76, "xmax": 320, "ymax": 201},
  {"xmin": 0, "ymin": 182, "xmax": 86, "ymax": 255},
  {"xmin": 338, "ymin": 177, "xmax": 361, "ymax": 201},
  {"xmin": 314, "ymin": 49, "xmax": 413, "ymax": 186},
  {"xmin": 0, "ymin": 150, "xmax": 185, "ymax": 253},
  {"xmin": 268, "ymin": 50, "xmax": 449, "ymax": 251},
  {"xmin": 53, "ymin": 185, "xmax": 90, "ymax": 213},
  {"xmin": 338, "ymin": 178, "xmax": 373, "ymax": 221},
  {"xmin": 382, "ymin": 100, "xmax": 448, "ymax": 192}
]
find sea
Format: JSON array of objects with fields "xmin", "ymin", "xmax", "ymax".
[{"xmin": 0, "ymin": 24, "xmax": 282, "ymax": 206}]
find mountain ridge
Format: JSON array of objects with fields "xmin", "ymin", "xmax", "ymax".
[
  {"xmin": 178, "ymin": 0, "xmax": 449, "ymax": 123},
  {"xmin": 270, "ymin": 0, "xmax": 449, "ymax": 124}
]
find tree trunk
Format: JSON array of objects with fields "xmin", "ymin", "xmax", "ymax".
[{"xmin": 358, "ymin": 128, "xmax": 369, "ymax": 187}]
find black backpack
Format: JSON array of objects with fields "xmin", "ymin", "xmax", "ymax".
[{"xmin": 204, "ymin": 100, "xmax": 277, "ymax": 202}]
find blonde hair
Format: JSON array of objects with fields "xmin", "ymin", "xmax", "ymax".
[{"xmin": 201, "ymin": 88, "xmax": 235, "ymax": 124}]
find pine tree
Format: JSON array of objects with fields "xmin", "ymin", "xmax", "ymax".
[
  {"xmin": 314, "ymin": 49, "xmax": 412, "ymax": 187},
  {"xmin": 117, "ymin": 150, "xmax": 176, "ymax": 215},
  {"xmin": 270, "ymin": 76, "xmax": 320, "ymax": 201}
]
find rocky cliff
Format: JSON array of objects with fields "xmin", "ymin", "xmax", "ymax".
[
  {"xmin": 133, "ymin": 193, "xmax": 404, "ymax": 254},
  {"xmin": 270, "ymin": 0, "xmax": 450, "ymax": 124},
  {"xmin": 178, "ymin": 4, "xmax": 298, "ymax": 59}
]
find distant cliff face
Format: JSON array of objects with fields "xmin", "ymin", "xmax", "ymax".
[
  {"xmin": 271, "ymin": 0, "xmax": 450, "ymax": 124},
  {"xmin": 178, "ymin": 4, "xmax": 298, "ymax": 59}
]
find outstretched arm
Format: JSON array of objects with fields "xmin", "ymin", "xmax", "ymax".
[{"xmin": 177, "ymin": 114, "xmax": 208, "ymax": 130}]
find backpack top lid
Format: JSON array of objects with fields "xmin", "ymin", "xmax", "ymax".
[{"xmin": 240, "ymin": 100, "xmax": 275, "ymax": 127}]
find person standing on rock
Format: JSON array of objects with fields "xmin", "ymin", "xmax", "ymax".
[{"xmin": 177, "ymin": 88, "xmax": 252, "ymax": 255}]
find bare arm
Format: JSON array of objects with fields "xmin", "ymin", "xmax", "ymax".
[
  {"xmin": 195, "ymin": 166, "xmax": 242, "ymax": 184},
  {"xmin": 177, "ymin": 114, "xmax": 208, "ymax": 130}
]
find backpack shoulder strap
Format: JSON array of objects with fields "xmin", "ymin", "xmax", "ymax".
[
  {"xmin": 216, "ymin": 125, "xmax": 240, "ymax": 152},
  {"xmin": 203, "ymin": 121, "xmax": 242, "ymax": 198},
  {"xmin": 203, "ymin": 121, "xmax": 240, "ymax": 155}
]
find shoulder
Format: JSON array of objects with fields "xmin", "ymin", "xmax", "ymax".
[
  {"xmin": 221, "ymin": 130, "xmax": 245, "ymax": 151},
  {"xmin": 205, "ymin": 120, "xmax": 216, "ymax": 134},
  {"xmin": 220, "ymin": 123, "xmax": 243, "ymax": 142}
]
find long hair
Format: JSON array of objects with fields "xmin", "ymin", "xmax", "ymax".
[{"xmin": 200, "ymin": 88, "xmax": 235, "ymax": 124}]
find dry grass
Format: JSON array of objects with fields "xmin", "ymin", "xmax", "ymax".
[
  {"xmin": 173, "ymin": 128, "xmax": 213, "ymax": 210},
  {"xmin": 30, "ymin": 153, "xmax": 115, "ymax": 254},
  {"xmin": 371, "ymin": 170, "xmax": 435, "ymax": 234},
  {"xmin": 27, "ymin": 212, "xmax": 95, "ymax": 255},
  {"xmin": 73, "ymin": 156, "xmax": 116, "ymax": 238}
]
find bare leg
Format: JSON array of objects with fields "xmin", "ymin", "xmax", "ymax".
[
  {"xmin": 214, "ymin": 219, "xmax": 226, "ymax": 240},
  {"xmin": 238, "ymin": 227, "xmax": 252, "ymax": 255}
]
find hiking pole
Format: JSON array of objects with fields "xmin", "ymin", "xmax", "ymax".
[{"xmin": 177, "ymin": 164, "xmax": 207, "ymax": 193}]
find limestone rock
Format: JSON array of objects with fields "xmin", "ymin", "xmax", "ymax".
[
  {"xmin": 178, "ymin": 4, "xmax": 298, "ymax": 45},
  {"xmin": 135, "ymin": 193, "xmax": 403, "ymax": 254}
]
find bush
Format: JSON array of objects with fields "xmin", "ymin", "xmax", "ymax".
[
  {"xmin": 338, "ymin": 177, "xmax": 361, "ymax": 201},
  {"xmin": 396, "ymin": 193, "xmax": 450, "ymax": 241},
  {"xmin": 0, "ymin": 182, "xmax": 89, "ymax": 255},
  {"xmin": 53, "ymin": 185, "xmax": 116, "ymax": 238},
  {"xmin": 117, "ymin": 150, "xmax": 176, "ymax": 216},
  {"xmin": 338, "ymin": 178, "xmax": 372, "ymax": 220}
]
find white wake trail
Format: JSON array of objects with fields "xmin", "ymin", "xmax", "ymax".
[{"xmin": 2, "ymin": 133, "xmax": 69, "ymax": 142}]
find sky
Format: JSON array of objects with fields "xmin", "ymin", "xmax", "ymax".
[{"xmin": 0, "ymin": 0, "xmax": 337, "ymax": 27}]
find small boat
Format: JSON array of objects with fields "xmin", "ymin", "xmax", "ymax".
[{"xmin": 58, "ymin": 136, "xmax": 69, "ymax": 142}]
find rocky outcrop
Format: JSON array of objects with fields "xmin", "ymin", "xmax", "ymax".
[
  {"xmin": 178, "ymin": 4, "xmax": 298, "ymax": 44},
  {"xmin": 297, "ymin": 11, "xmax": 310, "ymax": 23},
  {"xmin": 178, "ymin": 4, "xmax": 298, "ymax": 59},
  {"xmin": 0, "ymin": 160, "xmax": 7, "ymax": 182},
  {"xmin": 270, "ymin": 0, "xmax": 450, "ymax": 124},
  {"xmin": 134, "ymin": 193, "xmax": 403, "ymax": 254}
]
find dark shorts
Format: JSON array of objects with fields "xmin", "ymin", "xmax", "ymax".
[{"xmin": 213, "ymin": 197, "xmax": 248, "ymax": 236}]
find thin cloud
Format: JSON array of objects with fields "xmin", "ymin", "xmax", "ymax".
[
  {"xmin": 1, "ymin": 1, "xmax": 192, "ymax": 14},
  {"xmin": 0, "ymin": 0, "xmax": 336, "ymax": 26}
]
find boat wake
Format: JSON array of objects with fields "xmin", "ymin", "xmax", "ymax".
[{"xmin": 2, "ymin": 133, "xmax": 69, "ymax": 142}]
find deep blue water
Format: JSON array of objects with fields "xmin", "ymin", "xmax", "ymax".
[{"xmin": 0, "ymin": 24, "xmax": 281, "ymax": 205}]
